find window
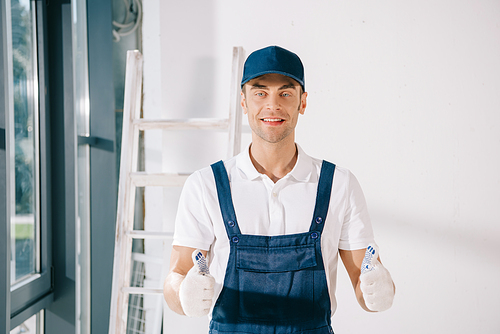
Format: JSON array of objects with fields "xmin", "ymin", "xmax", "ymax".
[
  {"xmin": 1, "ymin": 0, "xmax": 52, "ymax": 331},
  {"xmin": 10, "ymin": 0, "xmax": 39, "ymax": 287}
]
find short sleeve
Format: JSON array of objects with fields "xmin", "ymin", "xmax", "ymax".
[
  {"xmin": 172, "ymin": 171, "xmax": 215, "ymax": 251},
  {"xmin": 338, "ymin": 171, "xmax": 375, "ymax": 250}
]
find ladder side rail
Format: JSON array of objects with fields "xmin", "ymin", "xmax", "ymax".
[
  {"xmin": 121, "ymin": 50, "xmax": 144, "ymax": 332},
  {"xmin": 227, "ymin": 47, "xmax": 245, "ymax": 158},
  {"xmin": 109, "ymin": 50, "xmax": 143, "ymax": 334}
]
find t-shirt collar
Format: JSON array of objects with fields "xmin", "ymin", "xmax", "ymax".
[{"xmin": 236, "ymin": 143, "xmax": 313, "ymax": 182}]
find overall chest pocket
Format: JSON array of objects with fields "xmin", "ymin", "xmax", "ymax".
[{"xmin": 236, "ymin": 243, "xmax": 318, "ymax": 323}]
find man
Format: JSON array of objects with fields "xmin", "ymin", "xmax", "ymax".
[{"xmin": 163, "ymin": 46, "xmax": 395, "ymax": 333}]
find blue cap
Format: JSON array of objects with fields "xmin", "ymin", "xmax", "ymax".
[{"xmin": 241, "ymin": 46, "xmax": 305, "ymax": 91}]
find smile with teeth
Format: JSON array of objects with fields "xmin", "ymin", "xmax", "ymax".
[{"xmin": 262, "ymin": 118, "xmax": 284, "ymax": 122}]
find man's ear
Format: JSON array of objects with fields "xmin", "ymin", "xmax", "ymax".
[
  {"xmin": 241, "ymin": 91, "xmax": 247, "ymax": 114},
  {"xmin": 299, "ymin": 91, "xmax": 308, "ymax": 115}
]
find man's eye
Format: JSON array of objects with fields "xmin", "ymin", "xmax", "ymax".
[
  {"xmin": 256, "ymin": 92, "xmax": 265, "ymax": 97},
  {"xmin": 282, "ymin": 93, "xmax": 291, "ymax": 97}
]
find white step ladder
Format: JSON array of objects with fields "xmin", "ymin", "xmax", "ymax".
[{"xmin": 109, "ymin": 47, "xmax": 245, "ymax": 334}]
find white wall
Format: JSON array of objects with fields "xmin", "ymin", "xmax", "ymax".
[{"xmin": 143, "ymin": 1, "xmax": 500, "ymax": 333}]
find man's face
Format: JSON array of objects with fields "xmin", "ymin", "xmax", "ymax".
[{"xmin": 241, "ymin": 73, "xmax": 307, "ymax": 145}]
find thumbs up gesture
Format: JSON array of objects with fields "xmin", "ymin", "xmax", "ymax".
[
  {"xmin": 179, "ymin": 249, "xmax": 215, "ymax": 317},
  {"xmin": 359, "ymin": 244, "xmax": 395, "ymax": 312}
]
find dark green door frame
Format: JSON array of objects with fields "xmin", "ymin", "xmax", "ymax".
[
  {"xmin": 44, "ymin": 0, "xmax": 116, "ymax": 333},
  {"xmin": 87, "ymin": 0, "xmax": 117, "ymax": 332}
]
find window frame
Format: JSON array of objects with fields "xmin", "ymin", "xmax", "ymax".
[
  {"xmin": 0, "ymin": 0, "xmax": 53, "ymax": 330},
  {"xmin": 2, "ymin": 0, "xmax": 118, "ymax": 332}
]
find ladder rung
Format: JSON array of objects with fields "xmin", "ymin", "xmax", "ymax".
[
  {"xmin": 131, "ymin": 252, "xmax": 163, "ymax": 264},
  {"xmin": 133, "ymin": 118, "xmax": 230, "ymax": 131},
  {"xmin": 122, "ymin": 287, "xmax": 163, "ymax": 295},
  {"xmin": 130, "ymin": 172, "xmax": 190, "ymax": 187},
  {"xmin": 126, "ymin": 231, "xmax": 174, "ymax": 240}
]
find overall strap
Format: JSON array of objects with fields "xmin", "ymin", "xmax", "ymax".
[
  {"xmin": 210, "ymin": 160, "xmax": 241, "ymax": 237},
  {"xmin": 309, "ymin": 160, "xmax": 336, "ymax": 233}
]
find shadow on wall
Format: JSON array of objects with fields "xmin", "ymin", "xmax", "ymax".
[
  {"xmin": 370, "ymin": 208, "xmax": 497, "ymax": 272},
  {"xmin": 158, "ymin": 1, "xmax": 224, "ymax": 171},
  {"xmin": 184, "ymin": 57, "xmax": 216, "ymax": 119},
  {"xmin": 161, "ymin": 0, "xmax": 217, "ymax": 120}
]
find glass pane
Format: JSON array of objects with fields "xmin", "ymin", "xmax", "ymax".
[
  {"xmin": 10, "ymin": 311, "xmax": 43, "ymax": 334},
  {"xmin": 10, "ymin": 0, "xmax": 39, "ymax": 284}
]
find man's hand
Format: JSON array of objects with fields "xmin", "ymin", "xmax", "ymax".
[
  {"xmin": 178, "ymin": 249, "xmax": 215, "ymax": 317},
  {"xmin": 359, "ymin": 244, "xmax": 395, "ymax": 312}
]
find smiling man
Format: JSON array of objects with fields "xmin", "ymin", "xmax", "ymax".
[
  {"xmin": 163, "ymin": 46, "xmax": 395, "ymax": 334},
  {"xmin": 242, "ymin": 72, "xmax": 307, "ymax": 182}
]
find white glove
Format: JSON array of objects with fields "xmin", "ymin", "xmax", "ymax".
[
  {"xmin": 179, "ymin": 249, "xmax": 215, "ymax": 317},
  {"xmin": 359, "ymin": 244, "xmax": 395, "ymax": 312}
]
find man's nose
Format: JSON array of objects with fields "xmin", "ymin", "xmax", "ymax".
[{"xmin": 266, "ymin": 93, "xmax": 281, "ymax": 110}]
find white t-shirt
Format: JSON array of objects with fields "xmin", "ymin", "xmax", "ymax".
[{"xmin": 172, "ymin": 144, "xmax": 375, "ymax": 315}]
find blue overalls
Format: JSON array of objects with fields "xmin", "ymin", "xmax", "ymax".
[{"xmin": 209, "ymin": 160, "xmax": 336, "ymax": 334}]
